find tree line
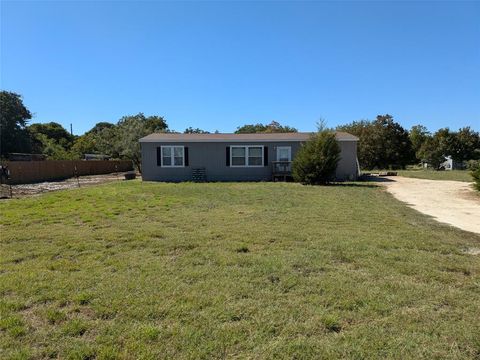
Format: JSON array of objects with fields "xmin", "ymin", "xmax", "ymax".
[
  {"xmin": 1, "ymin": 91, "xmax": 479, "ymax": 171},
  {"xmin": 338, "ymin": 115, "xmax": 480, "ymax": 170},
  {"xmin": 0, "ymin": 92, "xmax": 301, "ymax": 170}
]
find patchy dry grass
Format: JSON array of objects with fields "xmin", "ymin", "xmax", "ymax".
[
  {"xmin": 1, "ymin": 181, "xmax": 479, "ymax": 359},
  {"xmin": 396, "ymin": 169, "xmax": 473, "ymax": 182}
]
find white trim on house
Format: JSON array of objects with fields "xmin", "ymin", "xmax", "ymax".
[
  {"xmin": 161, "ymin": 145, "xmax": 185, "ymax": 167},
  {"xmin": 230, "ymin": 145, "xmax": 264, "ymax": 167}
]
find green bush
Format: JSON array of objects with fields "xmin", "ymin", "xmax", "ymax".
[
  {"xmin": 472, "ymin": 168, "xmax": 480, "ymax": 191},
  {"xmin": 292, "ymin": 131, "xmax": 341, "ymax": 185},
  {"xmin": 466, "ymin": 159, "xmax": 480, "ymax": 171}
]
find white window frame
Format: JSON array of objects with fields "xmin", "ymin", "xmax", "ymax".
[
  {"xmin": 230, "ymin": 145, "xmax": 264, "ymax": 167},
  {"xmin": 161, "ymin": 145, "xmax": 185, "ymax": 167},
  {"xmin": 276, "ymin": 146, "xmax": 291, "ymax": 161}
]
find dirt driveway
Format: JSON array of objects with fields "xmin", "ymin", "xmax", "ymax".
[
  {"xmin": 0, "ymin": 172, "xmax": 131, "ymax": 198},
  {"xmin": 382, "ymin": 176, "xmax": 480, "ymax": 234}
]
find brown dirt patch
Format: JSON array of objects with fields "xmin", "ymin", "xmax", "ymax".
[
  {"xmin": 382, "ymin": 176, "xmax": 480, "ymax": 234},
  {"xmin": 1, "ymin": 172, "xmax": 134, "ymax": 198}
]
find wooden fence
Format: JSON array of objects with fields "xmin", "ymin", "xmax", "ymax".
[{"xmin": 3, "ymin": 160, "xmax": 133, "ymax": 185}]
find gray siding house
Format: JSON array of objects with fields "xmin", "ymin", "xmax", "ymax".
[{"xmin": 139, "ymin": 132, "xmax": 359, "ymax": 182}]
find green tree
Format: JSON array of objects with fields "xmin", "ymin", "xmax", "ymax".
[
  {"xmin": 435, "ymin": 128, "xmax": 459, "ymax": 161},
  {"xmin": 417, "ymin": 127, "xmax": 480, "ymax": 168},
  {"xmin": 92, "ymin": 126, "xmax": 121, "ymax": 158},
  {"xmin": 338, "ymin": 114, "xmax": 414, "ymax": 169},
  {"xmin": 454, "ymin": 127, "xmax": 480, "ymax": 161},
  {"xmin": 292, "ymin": 130, "xmax": 341, "ymax": 185},
  {"xmin": 70, "ymin": 134, "xmax": 98, "ymax": 159},
  {"xmin": 69, "ymin": 122, "xmax": 117, "ymax": 159},
  {"xmin": 34, "ymin": 133, "xmax": 73, "ymax": 160},
  {"xmin": 28, "ymin": 122, "xmax": 74, "ymax": 151},
  {"xmin": 409, "ymin": 125, "xmax": 430, "ymax": 162},
  {"xmin": 0, "ymin": 91, "xmax": 32, "ymax": 156},
  {"xmin": 417, "ymin": 136, "xmax": 445, "ymax": 169},
  {"xmin": 112, "ymin": 113, "xmax": 169, "ymax": 172},
  {"xmin": 235, "ymin": 124, "xmax": 267, "ymax": 133},
  {"xmin": 235, "ymin": 121, "xmax": 297, "ymax": 134},
  {"xmin": 86, "ymin": 122, "xmax": 115, "ymax": 135},
  {"xmin": 27, "ymin": 122, "xmax": 76, "ymax": 159},
  {"xmin": 184, "ymin": 127, "xmax": 210, "ymax": 134}
]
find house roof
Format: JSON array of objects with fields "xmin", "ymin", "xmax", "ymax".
[{"xmin": 139, "ymin": 131, "xmax": 358, "ymax": 143}]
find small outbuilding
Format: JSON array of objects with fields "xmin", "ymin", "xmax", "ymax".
[{"xmin": 139, "ymin": 132, "xmax": 359, "ymax": 182}]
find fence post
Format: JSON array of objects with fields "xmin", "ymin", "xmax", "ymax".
[{"xmin": 74, "ymin": 165, "xmax": 80, "ymax": 187}]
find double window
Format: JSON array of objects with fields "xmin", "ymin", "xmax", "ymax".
[
  {"xmin": 230, "ymin": 146, "xmax": 264, "ymax": 167},
  {"xmin": 161, "ymin": 146, "xmax": 184, "ymax": 167}
]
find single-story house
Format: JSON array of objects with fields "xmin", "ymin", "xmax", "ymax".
[{"xmin": 139, "ymin": 132, "xmax": 359, "ymax": 182}]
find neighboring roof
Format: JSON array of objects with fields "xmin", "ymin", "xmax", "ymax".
[{"xmin": 139, "ymin": 131, "xmax": 358, "ymax": 143}]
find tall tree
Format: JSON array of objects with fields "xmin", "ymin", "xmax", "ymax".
[
  {"xmin": 0, "ymin": 91, "xmax": 32, "ymax": 156},
  {"xmin": 70, "ymin": 133, "xmax": 98, "ymax": 159},
  {"xmin": 86, "ymin": 122, "xmax": 115, "ymax": 135},
  {"xmin": 112, "ymin": 113, "xmax": 169, "ymax": 172},
  {"xmin": 455, "ymin": 127, "xmax": 480, "ymax": 161},
  {"xmin": 33, "ymin": 134, "xmax": 73, "ymax": 160},
  {"xmin": 28, "ymin": 122, "xmax": 75, "ymax": 150},
  {"xmin": 338, "ymin": 114, "xmax": 414, "ymax": 169},
  {"xmin": 417, "ymin": 136, "xmax": 446, "ymax": 169},
  {"xmin": 235, "ymin": 121, "xmax": 297, "ymax": 134},
  {"xmin": 409, "ymin": 125, "xmax": 430, "ymax": 162},
  {"xmin": 27, "ymin": 122, "xmax": 76, "ymax": 159}
]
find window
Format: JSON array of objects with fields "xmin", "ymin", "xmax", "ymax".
[
  {"xmin": 248, "ymin": 147, "xmax": 263, "ymax": 165},
  {"xmin": 231, "ymin": 147, "xmax": 246, "ymax": 166},
  {"xmin": 161, "ymin": 146, "xmax": 184, "ymax": 167},
  {"xmin": 230, "ymin": 146, "xmax": 264, "ymax": 167}
]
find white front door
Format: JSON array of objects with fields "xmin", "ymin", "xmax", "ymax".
[{"xmin": 276, "ymin": 146, "xmax": 291, "ymax": 162}]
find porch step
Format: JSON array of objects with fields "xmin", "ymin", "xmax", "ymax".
[{"xmin": 192, "ymin": 167, "xmax": 206, "ymax": 182}]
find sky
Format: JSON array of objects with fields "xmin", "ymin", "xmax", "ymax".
[{"xmin": 1, "ymin": 1, "xmax": 479, "ymax": 135}]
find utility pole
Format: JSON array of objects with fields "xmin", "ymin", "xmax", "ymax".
[{"xmin": 70, "ymin": 123, "xmax": 73, "ymax": 136}]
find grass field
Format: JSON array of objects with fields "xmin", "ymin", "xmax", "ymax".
[
  {"xmin": 395, "ymin": 169, "xmax": 473, "ymax": 182},
  {"xmin": 1, "ymin": 181, "xmax": 480, "ymax": 359}
]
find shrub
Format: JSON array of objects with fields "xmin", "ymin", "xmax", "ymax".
[
  {"xmin": 292, "ymin": 131, "xmax": 341, "ymax": 185},
  {"xmin": 472, "ymin": 168, "xmax": 480, "ymax": 191},
  {"xmin": 466, "ymin": 159, "xmax": 480, "ymax": 171}
]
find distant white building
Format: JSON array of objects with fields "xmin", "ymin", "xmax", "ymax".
[
  {"xmin": 422, "ymin": 156, "xmax": 465, "ymax": 170},
  {"xmin": 440, "ymin": 156, "xmax": 465, "ymax": 171}
]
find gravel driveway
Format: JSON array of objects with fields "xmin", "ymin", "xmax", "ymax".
[{"xmin": 382, "ymin": 176, "xmax": 480, "ymax": 234}]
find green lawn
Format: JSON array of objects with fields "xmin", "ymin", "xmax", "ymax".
[
  {"xmin": 1, "ymin": 181, "xmax": 480, "ymax": 359},
  {"xmin": 396, "ymin": 169, "xmax": 473, "ymax": 182}
]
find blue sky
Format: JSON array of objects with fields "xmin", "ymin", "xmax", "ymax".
[{"xmin": 1, "ymin": 1, "xmax": 479, "ymax": 135}]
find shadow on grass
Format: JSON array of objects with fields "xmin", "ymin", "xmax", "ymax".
[
  {"xmin": 329, "ymin": 182, "xmax": 380, "ymax": 188},
  {"xmin": 358, "ymin": 175, "xmax": 397, "ymax": 183}
]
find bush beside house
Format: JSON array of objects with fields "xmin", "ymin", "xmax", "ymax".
[{"xmin": 292, "ymin": 131, "xmax": 341, "ymax": 185}]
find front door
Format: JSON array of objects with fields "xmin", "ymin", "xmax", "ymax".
[
  {"xmin": 276, "ymin": 146, "xmax": 291, "ymax": 162},
  {"xmin": 275, "ymin": 146, "xmax": 292, "ymax": 174}
]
